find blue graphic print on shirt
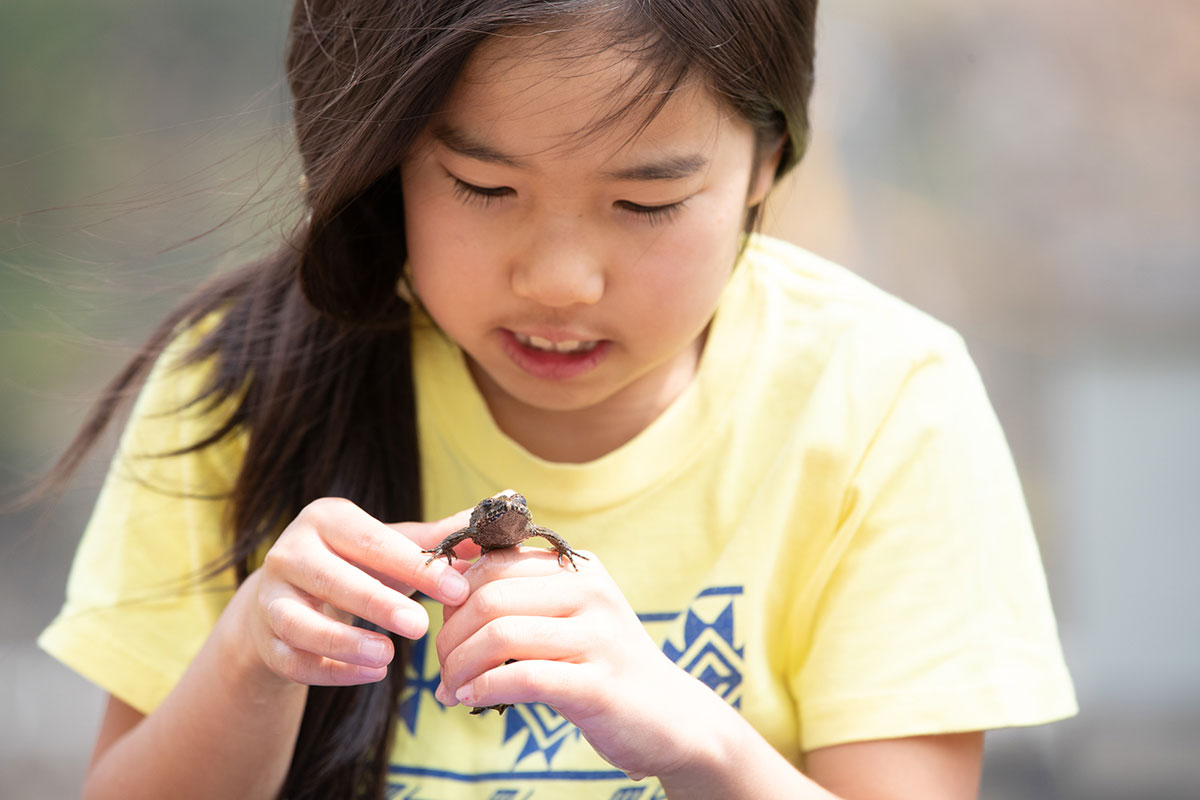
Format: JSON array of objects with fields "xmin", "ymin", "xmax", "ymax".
[{"xmin": 390, "ymin": 584, "xmax": 743, "ymax": 793}]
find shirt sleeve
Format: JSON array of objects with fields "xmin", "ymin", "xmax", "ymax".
[
  {"xmin": 793, "ymin": 330, "xmax": 1077, "ymax": 751},
  {"xmin": 38, "ymin": 319, "xmax": 246, "ymax": 714}
]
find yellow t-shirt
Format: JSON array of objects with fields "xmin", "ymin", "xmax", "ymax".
[{"xmin": 41, "ymin": 234, "xmax": 1076, "ymax": 798}]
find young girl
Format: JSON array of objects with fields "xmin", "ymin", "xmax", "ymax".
[{"xmin": 38, "ymin": 1, "xmax": 1077, "ymax": 798}]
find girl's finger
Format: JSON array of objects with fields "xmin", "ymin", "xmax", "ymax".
[
  {"xmin": 436, "ymin": 573, "xmax": 582, "ymax": 664},
  {"xmin": 359, "ymin": 562, "xmax": 421, "ymax": 598},
  {"xmin": 300, "ymin": 499, "xmax": 470, "ymax": 606},
  {"xmin": 363, "ymin": 510, "xmax": 481, "ymax": 595},
  {"xmin": 361, "ymin": 543, "xmax": 481, "ymax": 595},
  {"xmin": 462, "ymin": 545, "xmax": 596, "ymax": 588},
  {"xmin": 438, "ymin": 616, "xmax": 589, "ymax": 702},
  {"xmin": 385, "ymin": 507, "xmax": 477, "ymax": 552},
  {"xmin": 452, "ymin": 658, "xmax": 597, "ymax": 717},
  {"xmin": 262, "ymin": 637, "xmax": 389, "ymax": 687},
  {"xmin": 275, "ymin": 542, "xmax": 430, "ymax": 639},
  {"xmin": 264, "ymin": 592, "xmax": 395, "ymax": 669}
]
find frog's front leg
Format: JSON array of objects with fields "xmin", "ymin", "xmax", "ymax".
[
  {"xmin": 422, "ymin": 526, "xmax": 475, "ymax": 566},
  {"xmin": 529, "ymin": 525, "xmax": 588, "ymax": 571}
]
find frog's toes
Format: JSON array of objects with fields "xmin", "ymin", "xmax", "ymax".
[
  {"xmin": 557, "ymin": 548, "xmax": 588, "ymax": 570},
  {"xmin": 422, "ymin": 547, "xmax": 454, "ymax": 566}
]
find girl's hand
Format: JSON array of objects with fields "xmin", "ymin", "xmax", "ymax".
[
  {"xmin": 434, "ymin": 547, "xmax": 732, "ymax": 781},
  {"xmin": 243, "ymin": 497, "xmax": 476, "ymax": 688}
]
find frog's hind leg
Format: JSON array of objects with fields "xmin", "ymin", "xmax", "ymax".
[
  {"xmin": 530, "ymin": 525, "xmax": 588, "ymax": 570},
  {"xmin": 469, "ymin": 659, "xmax": 517, "ymax": 714},
  {"xmin": 422, "ymin": 526, "xmax": 474, "ymax": 566}
]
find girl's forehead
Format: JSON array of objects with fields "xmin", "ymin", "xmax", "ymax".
[
  {"xmin": 464, "ymin": 26, "xmax": 645, "ymax": 87},
  {"xmin": 440, "ymin": 32, "xmax": 732, "ymax": 164}
]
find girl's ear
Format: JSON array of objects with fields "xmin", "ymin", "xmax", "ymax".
[{"xmin": 748, "ymin": 135, "xmax": 788, "ymax": 207}]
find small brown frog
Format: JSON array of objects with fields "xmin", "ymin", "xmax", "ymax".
[
  {"xmin": 422, "ymin": 490, "xmax": 586, "ymax": 570},
  {"xmin": 423, "ymin": 490, "xmax": 587, "ymax": 715}
]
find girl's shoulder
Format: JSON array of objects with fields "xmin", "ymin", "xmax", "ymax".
[
  {"xmin": 125, "ymin": 259, "xmax": 298, "ymax": 457},
  {"xmin": 153, "ymin": 253, "xmax": 328, "ymax": 410},
  {"xmin": 741, "ymin": 234, "xmax": 968, "ymax": 366}
]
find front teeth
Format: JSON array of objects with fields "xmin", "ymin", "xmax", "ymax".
[{"xmin": 514, "ymin": 332, "xmax": 599, "ymax": 353}]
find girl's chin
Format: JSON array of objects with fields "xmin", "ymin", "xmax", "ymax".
[{"xmin": 465, "ymin": 351, "xmax": 616, "ymax": 415}]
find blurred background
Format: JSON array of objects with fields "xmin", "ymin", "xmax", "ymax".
[{"xmin": 2, "ymin": 0, "xmax": 1197, "ymax": 797}]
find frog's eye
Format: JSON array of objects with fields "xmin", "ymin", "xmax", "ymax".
[{"xmin": 511, "ymin": 493, "xmax": 527, "ymax": 507}]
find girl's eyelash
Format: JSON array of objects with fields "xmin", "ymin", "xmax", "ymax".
[
  {"xmin": 616, "ymin": 200, "xmax": 686, "ymax": 226},
  {"xmin": 452, "ymin": 178, "xmax": 512, "ymax": 206},
  {"xmin": 451, "ymin": 175, "xmax": 686, "ymax": 225}
]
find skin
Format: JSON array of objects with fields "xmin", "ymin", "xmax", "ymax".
[
  {"xmin": 402, "ymin": 34, "xmax": 774, "ymax": 463},
  {"xmin": 84, "ymin": 27, "xmax": 984, "ymax": 800}
]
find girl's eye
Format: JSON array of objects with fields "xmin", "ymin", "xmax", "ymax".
[
  {"xmin": 450, "ymin": 174, "xmax": 685, "ymax": 226},
  {"xmin": 616, "ymin": 200, "xmax": 687, "ymax": 227},
  {"xmin": 452, "ymin": 178, "xmax": 513, "ymax": 206}
]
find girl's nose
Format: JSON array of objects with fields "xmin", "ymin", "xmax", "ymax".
[
  {"xmin": 511, "ymin": 248, "xmax": 604, "ymax": 309},
  {"xmin": 510, "ymin": 228, "xmax": 606, "ymax": 308}
]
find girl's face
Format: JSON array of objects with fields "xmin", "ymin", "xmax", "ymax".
[{"xmin": 402, "ymin": 33, "xmax": 778, "ymax": 449}]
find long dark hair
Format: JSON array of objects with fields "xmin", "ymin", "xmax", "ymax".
[{"xmin": 43, "ymin": 1, "xmax": 818, "ymax": 797}]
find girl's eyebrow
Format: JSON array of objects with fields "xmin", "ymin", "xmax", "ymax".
[
  {"xmin": 433, "ymin": 124, "xmax": 523, "ymax": 168},
  {"xmin": 601, "ymin": 155, "xmax": 709, "ymax": 182},
  {"xmin": 431, "ymin": 123, "xmax": 709, "ymax": 181}
]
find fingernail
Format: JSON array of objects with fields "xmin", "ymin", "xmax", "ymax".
[
  {"xmin": 455, "ymin": 682, "xmax": 476, "ymax": 705},
  {"xmin": 435, "ymin": 681, "xmax": 455, "ymax": 706},
  {"xmin": 358, "ymin": 637, "xmax": 388, "ymax": 666},
  {"xmin": 440, "ymin": 570, "xmax": 470, "ymax": 604}
]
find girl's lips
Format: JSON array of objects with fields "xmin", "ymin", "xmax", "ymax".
[{"xmin": 499, "ymin": 329, "xmax": 611, "ymax": 380}]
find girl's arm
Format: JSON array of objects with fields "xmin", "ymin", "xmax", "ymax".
[
  {"xmin": 80, "ymin": 499, "xmax": 473, "ymax": 800},
  {"xmin": 803, "ymin": 733, "xmax": 984, "ymax": 799},
  {"xmin": 656, "ymin": 708, "xmax": 983, "ymax": 800},
  {"xmin": 435, "ymin": 547, "xmax": 984, "ymax": 800},
  {"xmin": 83, "ymin": 571, "xmax": 308, "ymax": 800}
]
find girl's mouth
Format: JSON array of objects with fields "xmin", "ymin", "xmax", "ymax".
[
  {"xmin": 512, "ymin": 331, "xmax": 600, "ymax": 354},
  {"xmin": 501, "ymin": 329, "xmax": 611, "ymax": 380}
]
